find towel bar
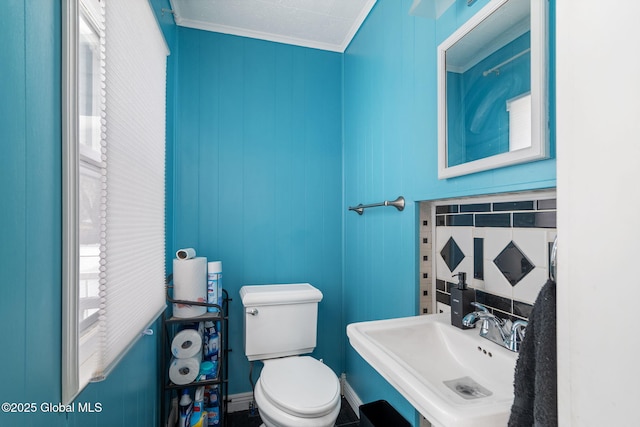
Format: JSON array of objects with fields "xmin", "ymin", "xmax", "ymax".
[{"xmin": 349, "ymin": 196, "xmax": 405, "ymax": 215}]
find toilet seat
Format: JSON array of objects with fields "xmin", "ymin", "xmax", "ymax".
[{"xmin": 259, "ymin": 356, "xmax": 340, "ymax": 418}]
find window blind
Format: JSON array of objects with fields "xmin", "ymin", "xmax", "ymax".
[
  {"xmin": 63, "ymin": 0, "xmax": 169, "ymax": 400},
  {"xmin": 93, "ymin": 0, "xmax": 168, "ymax": 380}
]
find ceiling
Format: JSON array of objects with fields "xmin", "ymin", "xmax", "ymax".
[{"xmin": 168, "ymin": 0, "xmax": 377, "ymax": 52}]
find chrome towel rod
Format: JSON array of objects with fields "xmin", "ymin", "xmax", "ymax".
[
  {"xmin": 483, "ymin": 48, "xmax": 530, "ymax": 77},
  {"xmin": 349, "ymin": 196, "xmax": 405, "ymax": 215}
]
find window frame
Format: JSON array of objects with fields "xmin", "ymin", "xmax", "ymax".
[
  {"xmin": 62, "ymin": 0, "xmax": 105, "ymax": 404},
  {"xmin": 62, "ymin": 0, "xmax": 81, "ymax": 405},
  {"xmin": 62, "ymin": 0, "xmax": 168, "ymax": 404}
]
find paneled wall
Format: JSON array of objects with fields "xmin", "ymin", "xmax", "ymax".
[
  {"xmin": 171, "ymin": 28, "xmax": 343, "ymax": 395},
  {"xmin": 0, "ymin": 1, "xmax": 63, "ymax": 421},
  {"xmin": 342, "ymin": 0, "xmax": 556, "ymax": 424}
]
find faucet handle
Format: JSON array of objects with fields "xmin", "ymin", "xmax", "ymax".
[
  {"xmin": 511, "ymin": 319, "xmax": 528, "ymax": 339},
  {"xmin": 508, "ymin": 319, "xmax": 528, "ymax": 352},
  {"xmin": 470, "ymin": 302, "xmax": 489, "ymax": 313}
]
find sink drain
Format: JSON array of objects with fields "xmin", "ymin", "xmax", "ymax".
[{"xmin": 443, "ymin": 376, "xmax": 493, "ymax": 400}]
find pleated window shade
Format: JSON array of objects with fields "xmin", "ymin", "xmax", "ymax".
[{"xmin": 79, "ymin": 0, "xmax": 168, "ymax": 390}]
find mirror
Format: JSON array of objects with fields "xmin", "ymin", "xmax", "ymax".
[{"xmin": 437, "ymin": 0, "xmax": 548, "ymax": 179}]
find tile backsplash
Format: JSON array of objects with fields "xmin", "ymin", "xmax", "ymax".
[{"xmin": 419, "ymin": 190, "xmax": 556, "ymax": 322}]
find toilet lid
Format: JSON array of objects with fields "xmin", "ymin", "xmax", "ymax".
[{"xmin": 260, "ymin": 356, "xmax": 340, "ymax": 417}]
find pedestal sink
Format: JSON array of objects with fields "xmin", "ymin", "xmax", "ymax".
[{"xmin": 347, "ymin": 313, "xmax": 518, "ymax": 427}]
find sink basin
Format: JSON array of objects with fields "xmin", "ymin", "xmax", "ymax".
[{"xmin": 347, "ymin": 313, "xmax": 517, "ymax": 427}]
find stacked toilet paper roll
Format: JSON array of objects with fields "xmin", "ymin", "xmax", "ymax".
[
  {"xmin": 171, "ymin": 329, "xmax": 203, "ymax": 359},
  {"xmin": 169, "ymin": 328, "xmax": 203, "ymax": 385},
  {"xmin": 169, "ymin": 356, "xmax": 201, "ymax": 385},
  {"xmin": 173, "ymin": 256, "xmax": 207, "ymax": 318}
]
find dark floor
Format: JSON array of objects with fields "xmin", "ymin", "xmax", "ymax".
[{"xmin": 227, "ymin": 397, "xmax": 359, "ymax": 427}]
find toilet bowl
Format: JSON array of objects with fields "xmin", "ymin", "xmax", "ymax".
[
  {"xmin": 240, "ymin": 284, "xmax": 341, "ymax": 427},
  {"xmin": 254, "ymin": 356, "xmax": 341, "ymax": 427}
]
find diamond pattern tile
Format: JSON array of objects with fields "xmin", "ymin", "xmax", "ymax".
[
  {"xmin": 441, "ymin": 237, "xmax": 465, "ymax": 272},
  {"xmin": 493, "ymin": 241, "xmax": 534, "ymax": 286}
]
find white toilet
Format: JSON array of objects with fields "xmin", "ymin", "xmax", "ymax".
[{"xmin": 240, "ymin": 283, "xmax": 341, "ymax": 427}]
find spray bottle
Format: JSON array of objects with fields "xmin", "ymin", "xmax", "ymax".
[
  {"xmin": 179, "ymin": 389, "xmax": 193, "ymax": 427},
  {"xmin": 190, "ymin": 386, "xmax": 207, "ymax": 427}
]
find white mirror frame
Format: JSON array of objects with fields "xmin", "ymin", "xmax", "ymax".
[{"xmin": 437, "ymin": 0, "xmax": 549, "ymax": 179}]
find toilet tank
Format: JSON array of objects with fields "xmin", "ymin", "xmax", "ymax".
[{"xmin": 240, "ymin": 283, "xmax": 323, "ymax": 361}]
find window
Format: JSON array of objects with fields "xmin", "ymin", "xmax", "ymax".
[
  {"xmin": 78, "ymin": 3, "xmax": 101, "ymax": 335},
  {"xmin": 62, "ymin": 0, "xmax": 169, "ymax": 403}
]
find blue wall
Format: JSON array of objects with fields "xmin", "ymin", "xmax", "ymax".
[
  {"xmin": 149, "ymin": 0, "xmax": 178, "ymax": 273},
  {"xmin": 0, "ymin": 1, "xmax": 62, "ymax": 422},
  {"xmin": 171, "ymin": 28, "xmax": 344, "ymax": 395},
  {"xmin": 1, "ymin": 0, "xmax": 555, "ymax": 425},
  {"xmin": 342, "ymin": 0, "xmax": 555, "ymax": 424}
]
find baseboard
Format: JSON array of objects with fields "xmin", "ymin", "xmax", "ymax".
[
  {"xmin": 227, "ymin": 391, "xmax": 254, "ymax": 413},
  {"xmin": 341, "ymin": 375, "xmax": 362, "ymax": 419}
]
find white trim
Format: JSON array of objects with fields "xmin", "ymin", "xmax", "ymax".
[
  {"xmin": 342, "ymin": 378, "xmax": 363, "ymax": 419},
  {"xmin": 174, "ymin": 18, "xmax": 346, "ymax": 52},
  {"xmin": 170, "ymin": 0, "xmax": 376, "ymax": 53},
  {"xmin": 437, "ymin": 0, "xmax": 549, "ymax": 179},
  {"xmin": 227, "ymin": 391, "xmax": 256, "ymax": 413},
  {"xmin": 429, "ymin": 188, "xmax": 556, "ymax": 206},
  {"xmin": 62, "ymin": 0, "xmax": 81, "ymax": 405},
  {"xmin": 342, "ymin": 0, "xmax": 377, "ymax": 52},
  {"xmin": 440, "ymin": 0, "xmax": 511, "ymax": 65}
]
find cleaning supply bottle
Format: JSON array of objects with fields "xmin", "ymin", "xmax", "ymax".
[
  {"xmin": 190, "ymin": 386, "xmax": 207, "ymax": 427},
  {"xmin": 450, "ymin": 272, "xmax": 474, "ymax": 329},
  {"xmin": 179, "ymin": 389, "xmax": 193, "ymax": 427},
  {"xmin": 205, "ymin": 385, "xmax": 220, "ymax": 426},
  {"xmin": 207, "ymin": 261, "xmax": 222, "ymax": 313},
  {"xmin": 203, "ymin": 320, "xmax": 219, "ymax": 363}
]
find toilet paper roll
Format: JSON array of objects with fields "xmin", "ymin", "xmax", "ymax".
[
  {"xmin": 171, "ymin": 328, "xmax": 203, "ymax": 359},
  {"xmin": 173, "ymin": 257, "xmax": 207, "ymax": 318},
  {"xmin": 169, "ymin": 356, "xmax": 201, "ymax": 385},
  {"xmin": 176, "ymin": 247, "xmax": 197, "ymax": 260}
]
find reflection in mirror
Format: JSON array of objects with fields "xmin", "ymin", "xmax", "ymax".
[{"xmin": 438, "ymin": 0, "xmax": 548, "ymax": 179}]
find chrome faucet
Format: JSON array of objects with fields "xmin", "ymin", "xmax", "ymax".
[{"xmin": 462, "ymin": 302, "xmax": 528, "ymax": 352}]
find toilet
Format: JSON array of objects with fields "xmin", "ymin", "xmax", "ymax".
[{"xmin": 240, "ymin": 283, "xmax": 341, "ymax": 427}]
